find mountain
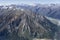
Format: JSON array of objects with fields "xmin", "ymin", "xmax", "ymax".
[
  {"xmin": 46, "ymin": 17, "xmax": 60, "ymax": 40},
  {"xmin": 4, "ymin": 4, "xmax": 60, "ymax": 19},
  {"xmin": 33, "ymin": 4, "xmax": 60, "ymax": 19},
  {"xmin": 1, "ymin": 4, "xmax": 60, "ymax": 20},
  {"xmin": 0, "ymin": 6, "xmax": 58, "ymax": 40}
]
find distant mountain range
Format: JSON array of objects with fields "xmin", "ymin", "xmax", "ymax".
[{"xmin": 1, "ymin": 4, "xmax": 59, "ymax": 19}]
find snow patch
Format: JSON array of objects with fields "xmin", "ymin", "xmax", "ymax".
[{"xmin": 21, "ymin": 8, "xmax": 24, "ymax": 11}]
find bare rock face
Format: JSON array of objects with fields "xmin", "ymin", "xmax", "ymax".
[{"xmin": 0, "ymin": 7, "xmax": 58, "ymax": 40}]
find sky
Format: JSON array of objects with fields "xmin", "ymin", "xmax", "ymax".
[{"xmin": 0, "ymin": 0, "xmax": 60, "ymax": 5}]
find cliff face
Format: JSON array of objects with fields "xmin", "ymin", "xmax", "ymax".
[{"xmin": 0, "ymin": 6, "xmax": 58, "ymax": 40}]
